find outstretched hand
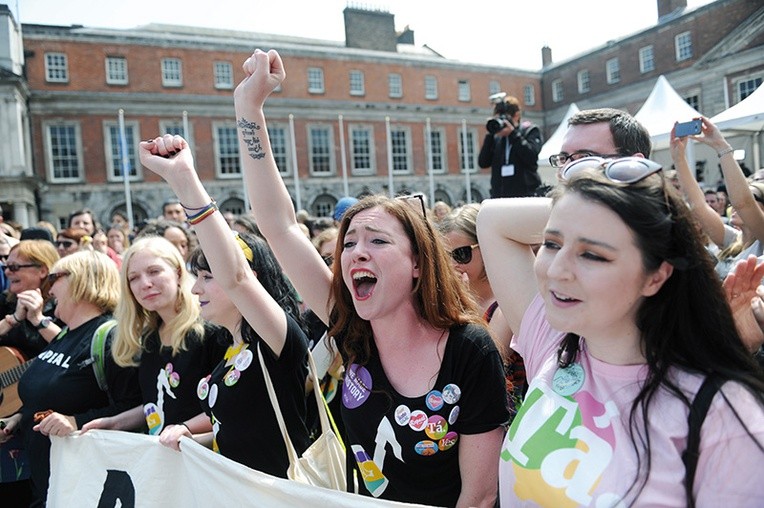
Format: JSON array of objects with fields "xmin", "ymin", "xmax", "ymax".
[
  {"xmin": 687, "ymin": 116, "xmax": 728, "ymax": 152},
  {"xmin": 234, "ymin": 49, "xmax": 285, "ymax": 109},
  {"xmin": 138, "ymin": 134, "xmax": 195, "ymax": 185},
  {"xmin": 723, "ymin": 255, "xmax": 764, "ymax": 353}
]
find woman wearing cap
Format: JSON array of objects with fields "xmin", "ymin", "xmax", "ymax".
[{"xmin": 477, "ymin": 154, "xmax": 764, "ymax": 505}]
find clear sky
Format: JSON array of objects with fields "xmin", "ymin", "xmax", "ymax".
[{"xmin": 13, "ymin": 0, "xmax": 714, "ymax": 70}]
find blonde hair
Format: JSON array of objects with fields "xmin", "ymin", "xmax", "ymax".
[
  {"xmin": 112, "ymin": 236, "xmax": 204, "ymax": 367},
  {"xmin": 52, "ymin": 250, "xmax": 119, "ymax": 312}
]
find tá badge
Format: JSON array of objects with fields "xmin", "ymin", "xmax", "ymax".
[{"xmin": 552, "ymin": 362, "xmax": 585, "ymax": 396}]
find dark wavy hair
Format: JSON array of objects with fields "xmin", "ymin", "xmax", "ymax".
[
  {"xmin": 550, "ymin": 169, "xmax": 764, "ymax": 504},
  {"xmin": 327, "ymin": 194, "xmax": 483, "ymax": 366},
  {"xmin": 188, "ymin": 232, "xmax": 304, "ymax": 344}
]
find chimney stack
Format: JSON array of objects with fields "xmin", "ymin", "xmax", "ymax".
[
  {"xmin": 541, "ymin": 46, "xmax": 552, "ymax": 68},
  {"xmin": 657, "ymin": 0, "xmax": 687, "ymax": 21}
]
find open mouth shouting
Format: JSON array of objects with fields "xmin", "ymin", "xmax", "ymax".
[{"xmin": 352, "ymin": 269, "xmax": 377, "ymax": 300}]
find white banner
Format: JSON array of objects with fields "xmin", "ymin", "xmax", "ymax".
[{"xmin": 48, "ymin": 430, "xmax": 429, "ymax": 507}]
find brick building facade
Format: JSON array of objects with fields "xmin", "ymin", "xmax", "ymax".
[{"xmin": 0, "ymin": 0, "xmax": 762, "ymax": 228}]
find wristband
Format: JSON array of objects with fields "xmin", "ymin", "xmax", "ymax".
[
  {"xmin": 181, "ymin": 422, "xmax": 191, "ymax": 433},
  {"xmin": 12, "ymin": 313, "xmax": 22, "ymax": 323},
  {"xmin": 717, "ymin": 147, "xmax": 734, "ymax": 158}
]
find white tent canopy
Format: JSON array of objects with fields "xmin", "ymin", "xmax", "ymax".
[
  {"xmin": 634, "ymin": 75, "xmax": 702, "ymax": 151},
  {"xmin": 710, "ymin": 84, "xmax": 764, "ymax": 170},
  {"xmin": 538, "ymin": 102, "xmax": 580, "ymax": 166},
  {"xmin": 711, "ymin": 83, "xmax": 764, "ymax": 133}
]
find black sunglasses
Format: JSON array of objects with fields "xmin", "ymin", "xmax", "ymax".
[
  {"xmin": 397, "ymin": 194, "xmax": 427, "ymax": 219},
  {"xmin": 322, "ymin": 255, "xmax": 334, "ymax": 267},
  {"xmin": 450, "ymin": 244, "xmax": 479, "ymax": 264},
  {"xmin": 3, "ymin": 263, "xmax": 41, "ymax": 272},
  {"xmin": 47, "ymin": 271, "xmax": 70, "ymax": 285},
  {"xmin": 55, "ymin": 239, "xmax": 76, "ymax": 249}
]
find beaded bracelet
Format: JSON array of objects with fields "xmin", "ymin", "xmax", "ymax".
[
  {"xmin": 187, "ymin": 201, "xmax": 218, "ymax": 225},
  {"xmin": 717, "ymin": 147, "xmax": 734, "ymax": 158}
]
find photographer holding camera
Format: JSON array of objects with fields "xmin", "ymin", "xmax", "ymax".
[{"xmin": 478, "ymin": 93, "xmax": 543, "ymax": 198}]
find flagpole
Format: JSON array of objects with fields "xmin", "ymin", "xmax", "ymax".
[
  {"xmin": 338, "ymin": 115, "xmax": 349, "ymax": 197},
  {"xmin": 385, "ymin": 116, "xmax": 394, "ymax": 197},
  {"xmin": 289, "ymin": 114, "xmax": 302, "ymax": 211},
  {"xmin": 426, "ymin": 117, "xmax": 435, "ymax": 206},
  {"xmin": 118, "ymin": 109, "xmax": 134, "ymax": 230},
  {"xmin": 462, "ymin": 119, "xmax": 472, "ymax": 204}
]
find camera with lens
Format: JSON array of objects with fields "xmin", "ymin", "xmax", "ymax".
[
  {"xmin": 486, "ymin": 91, "xmax": 515, "ymax": 134},
  {"xmin": 486, "ymin": 115, "xmax": 510, "ymax": 134}
]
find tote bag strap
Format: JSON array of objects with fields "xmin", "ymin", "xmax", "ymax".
[{"xmin": 257, "ymin": 342, "xmax": 301, "ymax": 466}]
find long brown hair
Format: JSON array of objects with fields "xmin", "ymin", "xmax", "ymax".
[{"xmin": 328, "ymin": 195, "xmax": 483, "ymax": 366}]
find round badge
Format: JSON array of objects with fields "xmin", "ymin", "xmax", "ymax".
[
  {"xmin": 197, "ymin": 378, "xmax": 209, "ymax": 400},
  {"xmin": 425, "ymin": 390, "xmax": 444, "ymax": 411},
  {"xmin": 234, "ymin": 349, "xmax": 253, "ymax": 372},
  {"xmin": 342, "ymin": 364, "xmax": 372, "ymax": 409},
  {"xmin": 408, "ymin": 410, "xmax": 428, "ymax": 432},
  {"xmin": 442, "ymin": 384, "xmax": 461, "ymax": 404},
  {"xmin": 168, "ymin": 371, "xmax": 180, "ymax": 388},
  {"xmin": 438, "ymin": 431, "xmax": 459, "ymax": 451},
  {"xmin": 448, "ymin": 405, "xmax": 460, "ymax": 425},
  {"xmin": 208, "ymin": 383, "xmax": 218, "ymax": 408},
  {"xmin": 425, "ymin": 415, "xmax": 448, "ymax": 440},
  {"xmin": 552, "ymin": 362, "xmax": 585, "ymax": 396},
  {"xmin": 224, "ymin": 369, "xmax": 241, "ymax": 387},
  {"xmin": 394, "ymin": 405, "xmax": 411, "ymax": 426},
  {"xmin": 414, "ymin": 440, "xmax": 438, "ymax": 456},
  {"xmin": 164, "ymin": 362, "xmax": 173, "ymax": 375}
]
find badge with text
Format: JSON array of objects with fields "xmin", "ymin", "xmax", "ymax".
[{"xmin": 552, "ymin": 362, "xmax": 585, "ymax": 396}]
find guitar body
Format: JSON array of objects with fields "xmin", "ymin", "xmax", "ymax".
[{"xmin": 0, "ymin": 346, "xmax": 27, "ymax": 417}]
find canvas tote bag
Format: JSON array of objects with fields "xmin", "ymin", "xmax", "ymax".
[{"xmin": 257, "ymin": 343, "xmax": 346, "ymax": 491}]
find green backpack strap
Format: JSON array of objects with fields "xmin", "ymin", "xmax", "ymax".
[{"xmin": 91, "ymin": 319, "xmax": 117, "ymax": 392}]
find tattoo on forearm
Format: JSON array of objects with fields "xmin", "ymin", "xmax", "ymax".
[{"xmin": 237, "ymin": 118, "xmax": 266, "ymax": 160}]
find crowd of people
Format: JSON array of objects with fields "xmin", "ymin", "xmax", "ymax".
[{"xmin": 0, "ymin": 48, "xmax": 762, "ymax": 507}]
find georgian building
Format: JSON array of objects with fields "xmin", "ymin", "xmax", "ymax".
[{"xmin": 0, "ymin": 0, "xmax": 761, "ymax": 228}]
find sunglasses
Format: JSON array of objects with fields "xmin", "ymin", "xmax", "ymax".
[
  {"xmin": 450, "ymin": 244, "xmax": 479, "ymax": 264},
  {"xmin": 55, "ymin": 239, "xmax": 76, "ymax": 249},
  {"xmin": 549, "ymin": 150, "xmax": 623, "ymax": 168},
  {"xmin": 322, "ymin": 255, "xmax": 334, "ymax": 267},
  {"xmin": 397, "ymin": 194, "xmax": 427, "ymax": 219},
  {"xmin": 560, "ymin": 156, "xmax": 663, "ymax": 184},
  {"xmin": 47, "ymin": 271, "xmax": 70, "ymax": 285},
  {"xmin": 3, "ymin": 263, "xmax": 41, "ymax": 272}
]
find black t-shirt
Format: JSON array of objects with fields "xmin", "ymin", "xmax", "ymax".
[
  {"xmin": 198, "ymin": 314, "xmax": 310, "ymax": 478},
  {"xmin": 338, "ymin": 323, "xmax": 509, "ymax": 507},
  {"xmin": 138, "ymin": 321, "xmax": 228, "ymax": 434},
  {"xmin": 17, "ymin": 314, "xmax": 141, "ymax": 505}
]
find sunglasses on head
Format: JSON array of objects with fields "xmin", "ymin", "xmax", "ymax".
[
  {"xmin": 450, "ymin": 244, "xmax": 479, "ymax": 264},
  {"xmin": 3, "ymin": 263, "xmax": 41, "ymax": 272},
  {"xmin": 560, "ymin": 156, "xmax": 663, "ymax": 184},
  {"xmin": 55, "ymin": 239, "xmax": 76, "ymax": 249},
  {"xmin": 396, "ymin": 194, "xmax": 427, "ymax": 219}
]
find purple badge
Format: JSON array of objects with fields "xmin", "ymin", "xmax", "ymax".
[{"xmin": 342, "ymin": 364, "xmax": 372, "ymax": 409}]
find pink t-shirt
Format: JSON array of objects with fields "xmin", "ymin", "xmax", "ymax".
[{"xmin": 499, "ymin": 294, "xmax": 764, "ymax": 507}]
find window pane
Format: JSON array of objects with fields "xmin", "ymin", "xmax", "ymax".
[
  {"xmin": 458, "ymin": 80, "xmax": 471, "ymax": 101},
  {"xmin": 162, "ymin": 58, "xmax": 183, "ymax": 86},
  {"xmin": 106, "ymin": 57, "xmax": 128, "ymax": 84},
  {"xmin": 577, "ymin": 70, "xmax": 590, "ymax": 94},
  {"xmin": 390, "ymin": 129, "xmax": 408, "ymax": 172},
  {"xmin": 524, "ymin": 84, "xmax": 535, "ymax": 106},
  {"xmin": 351, "ymin": 127, "xmax": 372, "ymax": 173},
  {"xmin": 606, "ymin": 58, "xmax": 620, "ymax": 84},
  {"xmin": 350, "ymin": 70, "xmax": 365, "ymax": 95},
  {"xmin": 108, "ymin": 125, "xmax": 138, "ymax": 178},
  {"xmin": 214, "ymin": 61, "xmax": 233, "ymax": 89},
  {"xmin": 308, "ymin": 68, "xmax": 325, "ymax": 93},
  {"xmin": 552, "ymin": 80, "xmax": 563, "ymax": 102},
  {"xmin": 217, "ymin": 126, "xmax": 241, "ymax": 175},
  {"xmin": 425, "ymin": 76, "xmax": 438, "ymax": 100},
  {"xmin": 639, "ymin": 46, "xmax": 654, "ymax": 73},
  {"xmin": 310, "ymin": 127, "xmax": 332, "ymax": 174},
  {"xmin": 738, "ymin": 78, "xmax": 762, "ymax": 101},
  {"xmin": 48, "ymin": 124, "xmax": 80, "ymax": 179},
  {"xmin": 489, "ymin": 81, "xmax": 501, "ymax": 96},
  {"xmin": 45, "ymin": 53, "xmax": 68, "ymax": 82},
  {"xmin": 429, "ymin": 130, "xmax": 444, "ymax": 172},
  {"xmin": 389, "ymin": 74, "xmax": 402, "ymax": 98},
  {"xmin": 269, "ymin": 126, "xmax": 289, "ymax": 174},
  {"xmin": 675, "ymin": 32, "xmax": 693, "ymax": 61}
]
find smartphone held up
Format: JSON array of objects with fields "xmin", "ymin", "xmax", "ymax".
[{"xmin": 675, "ymin": 118, "xmax": 702, "ymax": 137}]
